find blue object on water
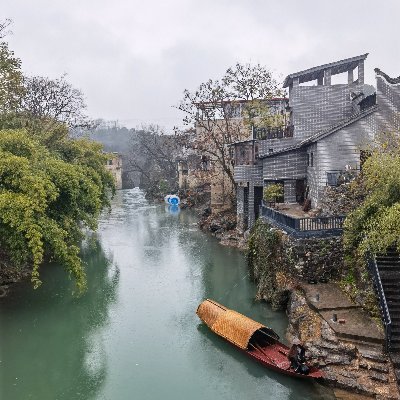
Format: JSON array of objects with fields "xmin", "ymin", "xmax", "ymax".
[
  {"xmin": 165, "ymin": 194, "xmax": 180, "ymax": 205},
  {"xmin": 170, "ymin": 196, "xmax": 179, "ymax": 205}
]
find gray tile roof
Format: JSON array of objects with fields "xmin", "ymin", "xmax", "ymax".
[
  {"xmin": 258, "ymin": 105, "xmax": 378, "ymax": 159},
  {"xmin": 375, "ymin": 68, "xmax": 400, "ymax": 85}
]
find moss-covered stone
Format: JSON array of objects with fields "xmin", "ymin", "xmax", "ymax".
[
  {"xmin": 247, "ymin": 220, "xmax": 288, "ymax": 309},
  {"xmin": 247, "ymin": 219, "xmax": 380, "ymax": 318}
]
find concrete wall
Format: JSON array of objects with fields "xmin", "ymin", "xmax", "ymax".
[
  {"xmin": 106, "ymin": 155, "xmax": 122, "ymax": 190},
  {"xmin": 312, "ymin": 75, "xmax": 400, "ymax": 206},
  {"xmin": 290, "ymin": 83, "xmax": 367, "ymax": 141},
  {"xmin": 376, "ymin": 75, "xmax": 400, "ymax": 132},
  {"xmin": 263, "ymin": 150, "xmax": 307, "ymax": 181},
  {"xmin": 284, "ymin": 180, "xmax": 297, "ymax": 203},
  {"xmin": 258, "ymin": 137, "xmax": 299, "ymax": 157},
  {"xmin": 306, "ymin": 143, "xmax": 319, "ymax": 206},
  {"xmin": 234, "ymin": 165, "xmax": 263, "ymax": 185}
]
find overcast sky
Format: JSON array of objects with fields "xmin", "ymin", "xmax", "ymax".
[{"xmin": 3, "ymin": 0, "xmax": 399, "ymax": 130}]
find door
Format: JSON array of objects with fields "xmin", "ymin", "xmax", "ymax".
[
  {"xmin": 296, "ymin": 179, "xmax": 305, "ymax": 204},
  {"xmin": 254, "ymin": 186, "xmax": 263, "ymax": 220}
]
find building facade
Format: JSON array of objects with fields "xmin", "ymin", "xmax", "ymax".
[
  {"xmin": 233, "ymin": 54, "xmax": 400, "ymax": 230},
  {"xmin": 106, "ymin": 152, "xmax": 123, "ymax": 190}
]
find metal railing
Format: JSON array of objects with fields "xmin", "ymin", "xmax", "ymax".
[
  {"xmin": 367, "ymin": 255, "xmax": 392, "ymax": 352},
  {"xmin": 253, "ymin": 125, "xmax": 294, "ymax": 140},
  {"xmin": 260, "ymin": 205, "xmax": 345, "ymax": 237}
]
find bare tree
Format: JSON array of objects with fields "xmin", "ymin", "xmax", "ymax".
[
  {"xmin": 127, "ymin": 125, "xmax": 182, "ymax": 198},
  {"xmin": 176, "ymin": 63, "xmax": 283, "ymax": 194},
  {"xmin": 0, "ymin": 19, "xmax": 12, "ymax": 39},
  {"xmin": 22, "ymin": 74, "xmax": 95, "ymax": 130}
]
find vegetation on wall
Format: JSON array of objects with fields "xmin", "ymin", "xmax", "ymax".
[
  {"xmin": 247, "ymin": 219, "xmax": 289, "ymax": 309},
  {"xmin": 344, "ymin": 132, "xmax": 400, "ymax": 256}
]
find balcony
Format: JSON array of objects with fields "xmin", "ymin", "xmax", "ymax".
[
  {"xmin": 253, "ymin": 125, "xmax": 294, "ymax": 140},
  {"xmin": 260, "ymin": 205, "xmax": 345, "ymax": 238}
]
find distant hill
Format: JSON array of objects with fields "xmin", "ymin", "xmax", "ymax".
[{"xmin": 89, "ymin": 126, "xmax": 135, "ymax": 154}]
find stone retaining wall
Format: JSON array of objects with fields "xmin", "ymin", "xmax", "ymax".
[
  {"xmin": 287, "ymin": 290, "xmax": 399, "ymax": 399},
  {"xmin": 283, "ymin": 235, "xmax": 344, "ymax": 283}
]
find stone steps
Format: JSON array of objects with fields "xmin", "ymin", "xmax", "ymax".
[
  {"xmin": 376, "ymin": 251, "xmax": 400, "ymax": 386},
  {"xmin": 377, "ymin": 261, "xmax": 400, "ymax": 267},
  {"xmin": 388, "ymin": 307, "xmax": 400, "ymax": 315},
  {"xmin": 380, "ymin": 276, "xmax": 400, "ymax": 284}
]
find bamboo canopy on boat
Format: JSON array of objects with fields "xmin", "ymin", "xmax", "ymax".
[{"xmin": 196, "ymin": 299, "xmax": 279, "ymax": 350}]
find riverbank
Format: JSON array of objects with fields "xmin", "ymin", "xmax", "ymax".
[
  {"xmin": 246, "ymin": 218, "xmax": 400, "ymax": 399},
  {"xmin": 287, "ymin": 285, "xmax": 399, "ymax": 399},
  {"xmin": 0, "ymin": 261, "xmax": 31, "ymax": 298},
  {"xmin": 198, "ymin": 208, "xmax": 248, "ymax": 251},
  {"xmin": 1, "ymin": 188, "xmax": 333, "ymax": 400}
]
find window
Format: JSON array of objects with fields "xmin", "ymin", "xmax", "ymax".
[
  {"xmin": 307, "ymin": 154, "xmax": 310, "ymax": 167},
  {"xmin": 310, "ymin": 152, "xmax": 314, "ymax": 167}
]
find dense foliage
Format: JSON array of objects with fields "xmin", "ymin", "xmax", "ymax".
[
  {"xmin": 247, "ymin": 219, "xmax": 288, "ymax": 309},
  {"xmin": 263, "ymin": 184, "xmax": 283, "ymax": 206},
  {"xmin": 0, "ymin": 32, "xmax": 115, "ymax": 292},
  {"xmin": 344, "ymin": 132, "xmax": 400, "ymax": 256},
  {"xmin": 0, "ymin": 128, "xmax": 114, "ymax": 292}
]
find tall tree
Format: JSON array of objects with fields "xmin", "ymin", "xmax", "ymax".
[
  {"xmin": 128, "ymin": 125, "xmax": 181, "ymax": 198},
  {"xmin": 0, "ymin": 41, "xmax": 24, "ymax": 115},
  {"xmin": 22, "ymin": 74, "xmax": 94, "ymax": 131},
  {"xmin": 177, "ymin": 63, "xmax": 283, "ymax": 197},
  {"xmin": 0, "ymin": 37, "xmax": 115, "ymax": 292}
]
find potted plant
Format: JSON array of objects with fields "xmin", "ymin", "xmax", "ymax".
[{"xmin": 263, "ymin": 183, "xmax": 283, "ymax": 209}]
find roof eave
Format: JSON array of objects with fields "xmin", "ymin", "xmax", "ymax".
[{"xmin": 283, "ymin": 53, "xmax": 369, "ymax": 88}]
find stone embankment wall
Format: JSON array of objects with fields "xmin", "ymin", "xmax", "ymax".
[
  {"xmin": 287, "ymin": 291, "xmax": 399, "ymax": 399},
  {"xmin": 319, "ymin": 181, "xmax": 366, "ymax": 217},
  {"xmin": 247, "ymin": 219, "xmax": 398, "ymax": 398},
  {"xmin": 248, "ymin": 219, "xmax": 379, "ymax": 317},
  {"xmin": 248, "ymin": 220, "xmax": 344, "ymax": 309}
]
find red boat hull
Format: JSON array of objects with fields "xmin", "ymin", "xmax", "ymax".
[
  {"xmin": 239, "ymin": 340, "xmax": 323, "ymax": 379},
  {"xmin": 196, "ymin": 299, "xmax": 323, "ymax": 379}
]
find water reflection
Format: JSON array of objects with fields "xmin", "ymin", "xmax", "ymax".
[
  {"xmin": 0, "ymin": 237, "xmax": 119, "ymax": 400},
  {"xmin": 196, "ymin": 324, "xmax": 331, "ymax": 400},
  {"xmin": 1, "ymin": 189, "xmax": 335, "ymax": 400},
  {"xmin": 165, "ymin": 204, "xmax": 180, "ymax": 215}
]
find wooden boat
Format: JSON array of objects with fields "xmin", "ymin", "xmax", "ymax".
[{"xmin": 196, "ymin": 299, "xmax": 323, "ymax": 379}]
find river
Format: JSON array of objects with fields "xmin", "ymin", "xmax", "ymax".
[{"xmin": 0, "ymin": 188, "xmax": 335, "ymax": 399}]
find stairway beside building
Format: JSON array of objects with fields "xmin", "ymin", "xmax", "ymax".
[{"xmin": 376, "ymin": 249, "xmax": 400, "ymax": 383}]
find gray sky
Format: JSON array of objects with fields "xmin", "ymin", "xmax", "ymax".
[{"xmin": 3, "ymin": 0, "xmax": 399, "ymax": 130}]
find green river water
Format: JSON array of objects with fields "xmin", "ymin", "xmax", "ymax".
[{"xmin": 0, "ymin": 188, "xmax": 335, "ymax": 400}]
